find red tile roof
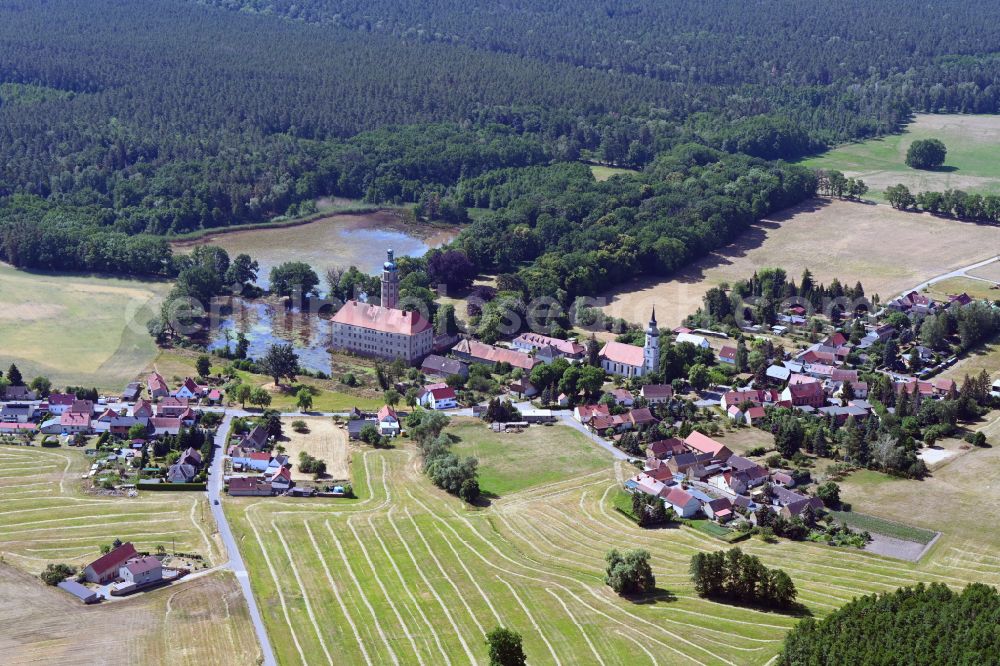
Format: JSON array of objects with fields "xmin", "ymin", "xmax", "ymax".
[
  {"xmin": 377, "ymin": 405, "xmax": 398, "ymax": 421},
  {"xmin": 452, "ymin": 339, "xmax": 539, "ymax": 371},
  {"xmin": 599, "ymin": 341, "xmax": 645, "ymax": 368},
  {"xmin": 513, "ymin": 333, "xmax": 585, "ymax": 356},
  {"xmin": 60, "ymin": 412, "xmax": 91, "ymax": 427},
  {"xmin": 685, "ymin": 431, "xmax": 730, "ymax": 458},
  {"xmin": 86, "ymin": 542, "xmax": 137, "ymax": 576},
  {"xmin": 719, "ymin": 346, "xmax": 737, "ymax": 361},
  {"xmin": 662, "ymin": 487, "xmax": 695, "ymax": 508},
  {"xmin": 333, "ymin": 300, "xmax": 432, "ymax": 336}
]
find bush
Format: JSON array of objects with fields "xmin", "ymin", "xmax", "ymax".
[
  {"xmin": 40, "ymin": 563, "xmax": 77, "ymax": 586},
  {"xmin": 291, "ymin": 419, "xmax": 308, "ymax": 433}
]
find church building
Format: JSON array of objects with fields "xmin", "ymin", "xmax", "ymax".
[
  {"xmin": 331, "ymin": 249, "xmax": 433, "ymax": 363},
  {"xmin": 598, "ymin": 308, "xmax": 659, "ymax": 377}
]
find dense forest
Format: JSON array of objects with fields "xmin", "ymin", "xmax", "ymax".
[
  {"xmin": 780, "ymin": 583, "xmax": 1000, "ymax": 664},
  {"xmin": 2, "ymin": 0, "xmax": 1000, "ymax": 290}
]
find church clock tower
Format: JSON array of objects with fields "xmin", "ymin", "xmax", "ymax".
[{"xmin": 643, "ymin": 307, "xmax": 659, "ymax": 376}]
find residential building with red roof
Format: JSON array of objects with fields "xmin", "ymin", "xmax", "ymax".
[
  {"xmin": 147, "ymin": 372, "xmax": 169, "ymax": 399},
  {"xmin": 684, "ymin": 431, "xmax": 733, "ymax": 461},
  {"xmin": 512, "ymin": 332, "xmax": 585, "ymax": 360},
  {"xmin": 173, "ymin": 377, "xmax": 203, "ymax": 400},
  {"xmin": 640, "ymin": 384, "xmax": 673, "ymax": 404},
  {"xmin": 573, "ymin": 404, "xmax": 610, "ymax": 423},
  {"xmin": 84, "ymin": 542, "xmax": 138, "ymax": 583},
  {"xmin": 660, "ymin": 487, "xmax": 700, "ymax": 518},
  {"xmin": 781, "ymin": 380, "xmax": 826, "ymax": 408},
  {"xmin": 418, "ymin": 385, "xmax": 457, "ymax": 410},
  {"xmin": 377, "ymin": 405, "xmax": 401, "ymax": 436},
  {"xmin": 451, "ymin": 339, "xmax": 540, "ymax": 372},
  {"xmin": 718, "ymin": 345, "xmax": 738, "ymax": 365},
  {"xmin": 331, "ymin": 250, "xmax": 433, "ymax": 363}
]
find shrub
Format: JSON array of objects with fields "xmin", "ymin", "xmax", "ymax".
[{"xmin": 40, "ymin": 563, "xmax": 77, "ymax": 586}]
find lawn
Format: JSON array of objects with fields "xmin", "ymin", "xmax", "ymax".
[
  {"xmin": 599, "ymin": 198, "xmax": 1000, "ymax": 327},
  {"xmin": 146, "ymin": 348, "xmax": 383, "ymax": 412},
  {"xmin": 446, "ymin": 417, "xmax": 611, "ymax": 496},
  {"xmin": 923, "ymin": 276, "xmax": 1000, "ymax": 303},
  {"xmin": 941, "ymin": 332, "xmax": 1000, "ymax": 382},
  {"xmin": 0, "ymin": 263, "xmax": 169, "ymax": 390},
  {"xmin": 222, "ymin": 442, "xmax": 1000, "ymax": 666},
  {"xmin": 0, "ymin": 444, "xmax": 222, "ymax": 574},
  {"xmin": 278, "ymin": 416, "xmax": 351, "ymax": 482},
  {"xmin": 800, "ymin": 114, "xmax": 1000, "ymax": 200},
  {"xmin": 2, "ymin": 563, "xmax": 259, "ymax": 665},
  {"xmin": 589, "ymin": 164, "xmax": 640, "ymax": 182}
]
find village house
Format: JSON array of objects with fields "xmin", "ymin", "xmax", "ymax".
[
  {"xmin": 241, "ymin": 425, "xmax": 270, "ymax": 451},
  {"xmin": 147, "ymin": 372, "xmax": 169, "ymax": 399},
  {"xmin": 640, "ymin": 384, "xmax": 673, "ymax": 404},
  {"xmin": 119, "ymin": 556, "xmax": 162, "ymax": 586},
  {"xmin": 0, "ymin": 403, "xmax": 33, "ymax": 423},
  {"xmin": 331, "ymin": 250, "xmax": 434, "ymax": 363},
  {"xmin": 157, "ymin": 397, "xmax": 190, "ymax": 418},
  {"xmin": 508, "ymin": 378, "xmax": 538, "ymax": 399},
  {"xmin": 451, "ymin": 338, "xmax": 540, "ymax": 372},
  {"xmin": 684, "ymin": 431, "xmax": 733, "ymax": 462},
  {"xmin": 574, "ymin": 404, "xmax": 610, "ymax": 423},
  {"xmin": 743, "ymin": 406, "xmax": 767, "ymax": 426},
  {"xmin": 418, "ymin": 384, "xmax": 458, "ymax": 410},
  {"xmin": 661, "ymin": 486, "xmax": 701, "ymax": 518},
  {"xmin": 377, "ymin": 405, "xmax": 401, "ymax": 437},
  {"xmin": 512, "ymin": 332, "xmax": 586, "ymax": 362},
  {"xmin": 720, "ymin": 388, "xmax": 781, "ymax": 411},
  {"xmin": 675, "ymin": 332, "xmax": 711, "ymax": 349},
  {"xmin": 609, "ymin": 388, "xmax": 635, "ymax": 406},
  {"xmin": 667, "ymin": 451, "xmax": 715, "ymax": 475},
  {"xmin": 133, "ymin": 398, "xmax": 154, "ymax": 419},
  {"xmin": 83, "ymin": 542, "xmax": 138, "ymax": 584},
  {"xmin": 270, "ymin": 466, "xmax": 293, "ymax": 492},
  {"xmin": 718, "ymin": 345, "xmax": 737, "ymax": 365},
  {"xmin": 228, "ymin": 477, "xmax": 273, "ymax": 496},
  {"xmin": 704, "ymin": 497, "xmax": 734, "ymax": 522},
  {"xmin": 150, "ymin": 417, "xmax": 182, "ymax": 437},
  {"xmin": 1, "ymin": 386, "xmax": 37, "ymax": 401},
  {"xmin": 121, "ymin": 382, "xmax": 142, "ymax": 402},
  {"xmin": 46, "ymin": 392, "xmax": 76, "ymax": 415},
  {"xmin": 781, "ymin": 378, "xmax": 826, "ymax": 408},
  {"xmin": 625, "ymin": 472, "xmax": 670, "ymax": 498},
  {"xmin": 232, "ymin": 450, "xmax": 272, "ymax": 472},
  {"xmin": 173, "ymin": 377, "xmax": 204, "ymax": 400},
  {"xmin": 647, "ymin": 438, "xmax": 687, "ymax": 460},
  {"xmin": 167, "ymin": 462, "xmax": 198, "ymax": 483},
  {"xmin": 420, "ymin": 354, "xmax": 468, "ymax": 380}
]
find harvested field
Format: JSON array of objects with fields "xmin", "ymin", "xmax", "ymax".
[
  {"xmin": 800, "ymin": 114, "xmax": 1000, "ymax": 199},
  {"xmin": 0, "ymin": 445, "xmax": 222, "ymax": 574},
  {"xmin": 0, "ymin": 263, "xmax": 168, "ymax": 390},
  {"xmin": 280, "ymin": 416, "xmax": 351, "ymax": 482},
  {"xmin": 225, "ymin": 442, "xmax": 1000, "ymax": 665},
  {"xmin": 0, "ymin": 564, "xmax": 259, "ymax": 665},
  {"xmin": 967, "ymin": 259, "xmax": 1000, "ymax": 283},
  {"xmin": 599, "ymin": 198, "xmax": 1000, "ymax": 327}
]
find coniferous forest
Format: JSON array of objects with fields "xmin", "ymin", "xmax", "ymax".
[{"xmin": 3, "ymin": 0, "xmax": 1000, "ymax": 293}]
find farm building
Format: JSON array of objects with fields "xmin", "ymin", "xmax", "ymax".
[{"xmin": 83, "ymin": 542, "xmax": 138, "ymax": 584}]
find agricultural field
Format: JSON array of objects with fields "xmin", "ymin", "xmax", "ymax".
[
  {"xmin": 0, "ymin": 445, "xmax": 222, "ymax": 574},
  {"xmin": 600, "ymin": 198, "xmax": 1000, "ymax": 327},
  {"xmin": 225, "ymin": 443, "xmax": 1000, "ymax": 665},
  {"xmin": 280, "ymin": 416, "xmax": 351, "ymax": 482},
  {"xmin": 446, "ymin": 417, "xmax": 612, "ymax": 496},
  {"xmin": 0, "ymin": 263, "xmax": 169, "ymax": 390},
  {"xmin": 1, "ymin": 564, "xmax": 260, "ymax": 666},
  {"xmin": 800, "ymin": 114, "xmax": 1000, "ymax": 200}
]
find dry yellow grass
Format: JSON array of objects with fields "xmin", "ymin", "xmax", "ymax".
[
  {"xmin": 280, "ymin": 416, "xmax": 351, "ymax": 481},
  {"xmin": 0, "ymin": 565, "xmax": 259, "ymax": 665},
  {"xmin": 599, "ymin": 199, "xmax": 1000, "ymax": 327}
]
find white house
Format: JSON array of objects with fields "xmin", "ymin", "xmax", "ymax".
[
  {"xmin": 675, "ymin": 332, "xmax": 710, "ymax": 349},
  {"xmin": 419, "ymin": 385, "xmax": 457, "ymax": 410},
  {"xmin": 661, "ymin": 487, "xmax": 701, "ymax": 518},
  {"xmin": 119, "ymin": 556, "xmax": 162, "ymax": 586},
  {"xmin": 377, "ymin": 405, "xmax": 401, "ymax": 437}
]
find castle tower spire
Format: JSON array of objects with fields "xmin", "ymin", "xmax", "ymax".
[
  {"xmin": 643, "ymin": 306, "xmax": 659, "ymax": 376},
  {"xmin": 380, "ymin": 248, "xmax": 399, "ymax": 309}
]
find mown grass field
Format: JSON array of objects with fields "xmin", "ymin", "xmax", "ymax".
[
  {"xmin": 600, "ymin": 198, "xmax": 1000, "ymax": 327},
  {"xmin": 800, "ymin": 114, "xmax": 1000, "ymax": 200},
  {"xmin": 0, "ymin": 445, "xmax": 222, "ymax": 574},
  {"xmin": 447, "ymin": 418, "xmax": 612, "ymax": 496},
  {"xmin": 2, "ymin": 563, "xmax": 260, "ymax": 665},
  {"xmin": 225, "ymin": 440, "xmax": 1000, "ymax": 665},
  {"xmin": 0, "ymin": 263, "xmax": 169, "ymax": 390},
  {"xmin": 589, "ymin": 164, "xmax": 640, "ymax": 182}
]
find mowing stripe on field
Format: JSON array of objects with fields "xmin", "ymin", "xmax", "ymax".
[
  {"xmin": 616, "ymin": 629, "xmax": 659, "ymax": 665},
  {"xmin": 545, "ymin": 588, "xmax": 607, "ymax": 665},
  {"xmin": 304, "ymin": 519, "xmax": 373, "ymax": 666},
  {"xmin": 273, "ymin": 520, "xmax": 334, "ymax": 665},
  {"xmin": 386, "ymin": 508, "xmax": 476, "ymax": 664},
  {"xmin": 496, "ymin": 577, "xmax": 562, "ymax": 666}
]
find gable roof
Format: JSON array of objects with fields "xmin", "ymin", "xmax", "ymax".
[
  {"xmin": 452, "ymin": 339, "xmax": 540, "ymax": 370},
  {"xmin": 628, "ymin": 407, "xmax": 657, "ymax": 425},
  {"xmin": 86, "ymin": 542, "xmax": 137, "ymax": 574},
  {"xmin": 684, "ymin": 431, "xmax": 731, "ymax": 459},
  {"xmin": 662, "ymin": 487, "xmax": 696, "ymax": 508},
  {"xmin": 599, "ymin": 341, "xmax": 645, "ymax": 368},
  {"xmin": 333, "ymin": 300, "xmax": 432, "ymax": 336},
  {"xmin": 420, "ymin": 354, "xmax": 466, "ymax": 376},
  {"xmin": 513, "ymin": 332, "xmax": 585, "ymax": 356},
  {"xmin": 641, "ymin": 384, "xmax": 673, "ymax": 399},
  {"xmin": 377, "ymin": 405, "xmax": 398, "ymax": 422},
  {"xmin": 123, "ymin": 555, "xmax": 160, "ymax": 575},
  {"xmin": 719, "ymin": 346, "xmax": 737, "ymax": 361}
]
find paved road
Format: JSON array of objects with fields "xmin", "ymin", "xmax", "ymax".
[
  {"xmin": 902, "ymin": 254, "xmax": 1000, "ymax": 298},
  {"xmin": 207, "ymin": 412, "xmax": 278, "ymax": 666}
]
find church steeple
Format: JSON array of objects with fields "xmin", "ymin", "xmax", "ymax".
[
  {"xmin": 380, "ymin": 248, "xmax": 399, "ymax": 309},
  {"xmin": 643, "ymin": 306, "xmax": 659, "ymax": 376}
]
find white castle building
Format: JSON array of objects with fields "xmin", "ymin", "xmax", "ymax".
[
  {"xmin": 598, "ymin": 307, "xmax": 659, "ymax": 377},
  {"xmin": 331, "ymin": 249, "xmax": 433, "ymax": 363}
]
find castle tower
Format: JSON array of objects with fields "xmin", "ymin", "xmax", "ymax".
[
  {"xmin": 643, "ymin": 306, "xmax": 659, "ymax": 376},
  {"xmin": 380, "ymin": 248, "xmax": 399, "ymax": 310}
]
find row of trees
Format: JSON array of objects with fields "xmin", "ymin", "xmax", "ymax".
[
  {"xmin": 887, "ymin": 183, "xmax": 1000, "ymax": 225},
  {"xmin": 408, "ymin": 411, "xmax": 481, "ymax": 504}
]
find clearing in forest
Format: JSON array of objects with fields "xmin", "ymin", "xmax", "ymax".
[
  {"xmin": 800, "ymin": 114, "xmax": 1000, "ymax": 199},
  {"xmin": 599, "ymin": 198, "xmax": 1000, "ymax": 327},
  {"xmin": 225, "ymin": 443, "xmax": 1000, "ymax": 666}
]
